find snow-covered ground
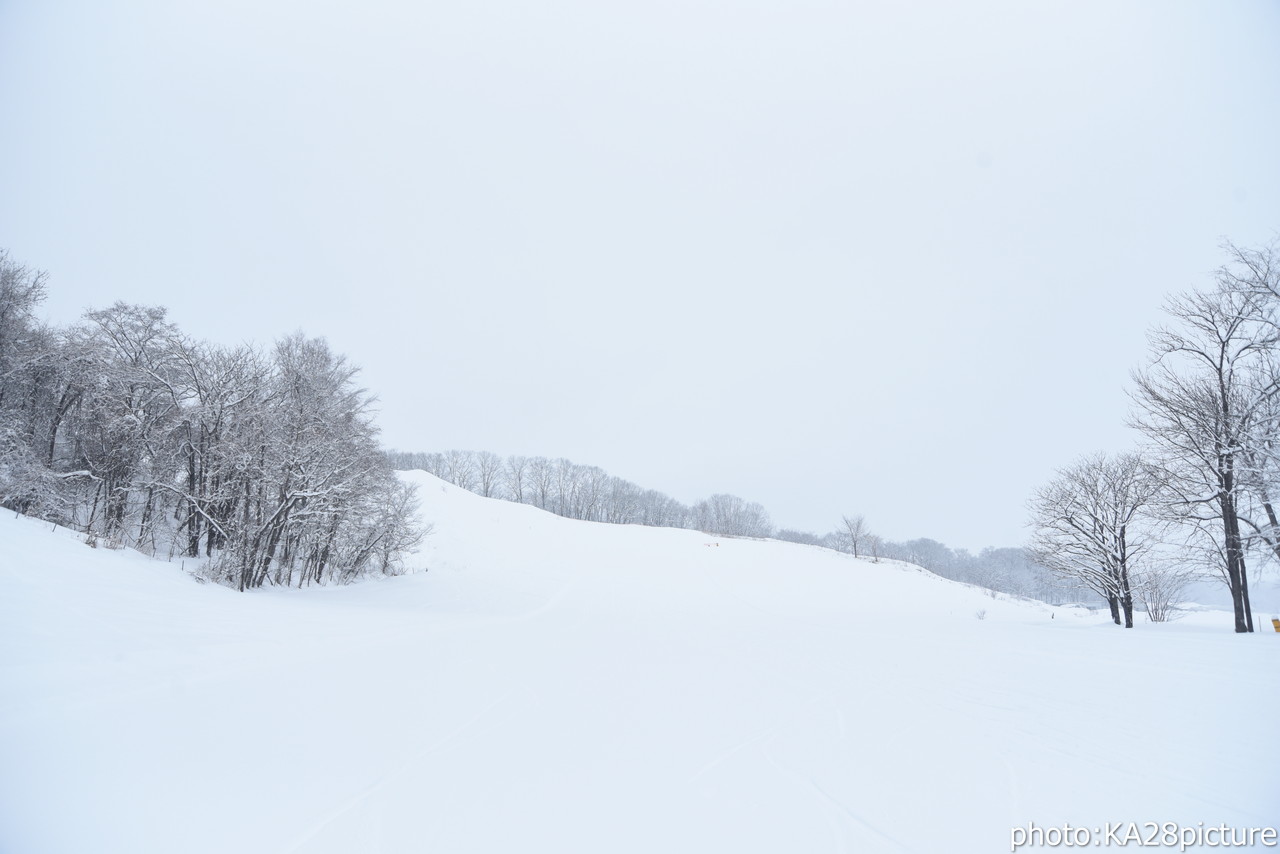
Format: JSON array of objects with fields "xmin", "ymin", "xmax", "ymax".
[{"xmin": 2, "ymin": 471, "xmax": 1277, "ymax": 853}]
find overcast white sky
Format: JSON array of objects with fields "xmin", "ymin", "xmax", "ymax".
[{"xmin": 2, "ymin": 0, "xmax": 1278, "ymax": 550}]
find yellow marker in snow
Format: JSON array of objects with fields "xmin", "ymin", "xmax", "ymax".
[{"xmin": 1272, "ymin": 618, "xmax": 1280, "ymax": 633}]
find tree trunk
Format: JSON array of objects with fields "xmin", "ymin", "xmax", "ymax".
[
  {"xmin": 46, "ymin": 389, "xmax": 78, "ymax": 467},
  {"xmin": 1238, "ymin": 547, "xmax": 1254, "ymax": 632},
  {"xmin": 85, "ymin": 480, "xmax": 102, "ymax": 533},
  {"xmin": 1221, "ymin": 493, "xmax": 1251, "ymax": 633},
  {"xmin": 1117, "ymin": 530, "xmax": 1135, "ymax": 628},
  {"xmin": 186, "ymin": 429, "xmax": 201, "ymax": 557},
  {"xmin": 137, "ymin": 486, "xmax": 155, "ymax": 546}
]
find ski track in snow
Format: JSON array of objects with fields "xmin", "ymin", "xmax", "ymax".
[
  {"xmin": 283, "ymin": 686, "xmax": 528, "ymax": 854},
  {"xmin": 684, "ymin": 720, "xmax": 780, "ymax": 789},
  {"xmin": 761, "ymin": 737, "xmax": 912, "ymax": 854}
]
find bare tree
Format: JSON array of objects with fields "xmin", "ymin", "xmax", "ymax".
[
  {"xmin": 1216, "ymin": 238, "xmax": 1280, "ymax": 325},
  {"xmin": 840, "ymin": 514, "xmax": 869, "ymax": 558},
  {"xmin": 504, "ymin": 454, "xmax": 529, "ymax": 503},
  {"xmin": 527, "ymin": 456, "xmax": 555, "ymax": 510},
  {"xmin": 443, "ymin": 449, "xmax": 477, "ymax": 492},
  {"xmin": 1132, "ymin": 558, "xmax": 1196, "ymax": 623},
  {"xmin": 605, "ymin": 476, "xmax": 642, "ymax": 524},
  {"xmin": 1129, "ymin": 280, "xmax": 1278, "ymax": 632},
  {"xmin": 1029, "ymin": 452, "xmax": 1157, "ymax": 627},
  {"xmin": 474, "ymin": 450, "xmax": 504, "ymax": 498}
]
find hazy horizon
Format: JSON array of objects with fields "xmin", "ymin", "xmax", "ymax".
[{"xmin": 3, "ymin": 0, "xmax": 1278, "ymax": 550}]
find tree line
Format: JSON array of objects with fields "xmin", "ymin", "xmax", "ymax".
[
  {"xmin": 386, "ymin": 449, "xmax": 774, "ymax": 537},
  {"xmin": 776, "ymin": 517, "xmax": 1074, "ymax": 602},
  {"xmin": 387, "ymin": 450, "xmax": 1063, "ymax": 600},
  {"xmin": 1030, "ymin": 239, "xmax": 1280, "ymax": 631},
  {"xmin": 0, "ymin": 250, "xmax": 422, "ymax": 589}
]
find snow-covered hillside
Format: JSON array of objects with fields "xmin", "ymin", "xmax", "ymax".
[{"xmin": 2, "ymin": 471, "xmax": 1276, "ymax": 854}]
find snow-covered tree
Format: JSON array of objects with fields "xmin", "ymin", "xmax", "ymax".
[
  {"xmin": 1129, "ymin": 274, "xmax": 1278, "ymax": 632},
  {"xmin": 0, "ymin": 249, "xmax": 425, "ymax": 589},
  {"xmin": 1029, "ymin": 452, "xmax": 1158, "ymax": 627}
]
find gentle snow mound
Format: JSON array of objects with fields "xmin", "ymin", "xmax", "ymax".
[{"xmin": 1, "ymin": 473, "xmax": 1276, "ymax": 854}]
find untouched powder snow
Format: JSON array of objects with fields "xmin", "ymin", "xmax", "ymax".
[{"xmin": 1, "ymin": 471, "xmax": 1277, "ymax": 853}]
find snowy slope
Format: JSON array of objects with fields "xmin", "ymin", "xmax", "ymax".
[{"xmin": 1, "ymin": 471, "xmax": 1276, "ymax": 854}]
